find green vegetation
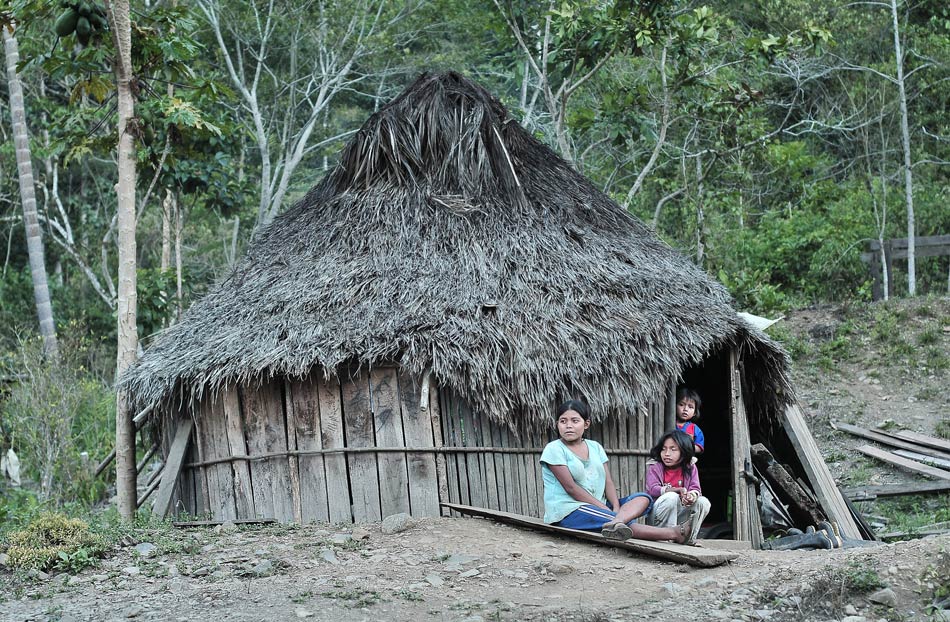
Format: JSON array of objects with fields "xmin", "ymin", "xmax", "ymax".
[
  {"xmin": 3, "ymin": 513, "xmax": 106, "ymax": 572},
  {"xmin": 936, "ymin": 420, "xmax": 950, "ymax": 441},
  {"xmin": 839, "ymin": 560, "xmax": 886, "ymax": 593},
  {"xmin": 876, "ymin": 495, "xmax": 950, "ymax": 538},
  {"xmin": 321, "ymin": 588, "xmax": 384, "ymax": 608}
]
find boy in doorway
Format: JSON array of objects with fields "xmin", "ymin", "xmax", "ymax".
[{"xmin": 675, "ymin": 386, "xmax": 704, "ymax": 456}]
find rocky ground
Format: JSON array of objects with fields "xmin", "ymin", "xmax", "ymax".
[
  {"xmin": 1, "ymin": 298, "xmax": 948, "ymax": 622},
  {"xmin": 2, "ymin": 515, "xmax": 948, "ymax": 622}
]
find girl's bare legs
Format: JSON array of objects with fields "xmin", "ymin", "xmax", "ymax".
[
  {"xmin": 612, "ymin": 496, "xmax": 651, "ymax": 524},
  {"xmin": 630, "ymin": 522, "xmax": 690, "ymax": 544},
  {"xmin": 604, "ymin": 496, "xmax": 693, "ymax": 544}
]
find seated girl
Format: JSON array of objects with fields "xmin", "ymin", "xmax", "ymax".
[
  {"xmin": 645, "ymin": 430, "xmax": 711, "ymax": 543},
  {"xmin": 540, "ymin": 400, "xmax": 696, "ymax": 544}
]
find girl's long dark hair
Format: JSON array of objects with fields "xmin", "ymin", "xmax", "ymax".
[
  {"xmin": 649, "ymin": 430, "xmax": 695, "ymax": 480},
  {"xmin": 555, "ymin": 399, "xmax": 590, "ymax": 422}
]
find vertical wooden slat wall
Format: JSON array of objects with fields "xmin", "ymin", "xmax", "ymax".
[{"xmin": 178, "ymin": 370, "xmax": 665, "ymax": 523}]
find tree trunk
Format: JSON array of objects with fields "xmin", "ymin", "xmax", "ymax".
[
  {"xmin": 106, "ymin": 0, "xmax": 138, "ymax": 520},
  {"xmin": 891, "ymin": 0, "xmax": 915, "ymax": 296},
  {"xmin": 3, "ymin": 24, "xmax": 58, "ymax": 356}
]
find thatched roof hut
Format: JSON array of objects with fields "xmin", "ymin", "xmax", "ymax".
[
  {"xmin": 123, "ymin": 72, "xmax": 858, "ymax": 541},
  {"xmin": 125, "ymin": 71, "xmax": 789, "ymax": 427}
]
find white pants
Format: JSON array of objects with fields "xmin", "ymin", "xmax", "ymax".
[{"xmin": 649, "ymin": 492, "xmax": 711, "ymax": 529}]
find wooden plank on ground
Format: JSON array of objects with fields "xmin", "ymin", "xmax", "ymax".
[
  {"xmin": 371, "ymin": 367, "xmax": 411, "ymax": 517},
  {"xmin": 442, "ymin": 503, "xmax": 738, "ymax": 568},
  {"xmin": 856, "ymin": 445, "xmax": 950, "ymax": 480},
  {"xmin": 893, "ymin": 449, "xmax": 950, "ymax": 470},
  {"xmin": 894, "ymin": 430, "xmax": 950, "ymax": 454},
  {"xmin": 832, "ymin": 422, "xmax": 950, "ymax": 461},
  {"xmin": 223, "ymin": 387, "xmax": 255, "ymax": 519},
  {"xmin": 319, "ymin": 374, "xmax": 352, "ymax": 523},
  {"xmin": 153, "ymin": 419, "xmax": 193, "ymax": 519},
  {"xmin": 842, "ymin": 481, "xmax": 950, "ymax": 500},
  {"xmin": 287, "ymin": 375, "xmax": 330, "ymax": 523},
  {"xmin": 782, "ymin": 404, "xmax": 862, "ymax": 539},
  {"xmin": 342, "ymin": 371, "xmax": 381, "ymax": 523},
  {"xmin": 398, "ymin": 372, "xmax": 439, "ymax": 517}
]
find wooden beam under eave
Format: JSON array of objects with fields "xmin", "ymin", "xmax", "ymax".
[{"xmin": 729, "ymin": 348, "xmax": 763, "ymax": 548}]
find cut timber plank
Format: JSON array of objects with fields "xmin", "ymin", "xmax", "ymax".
[
  {"xmin": 893, "ymin": 450, "xmax": 950, "ymax": 470},
  {"xmin": 371, "ymin": 367, "xmax": 410, "ymax": 517},
  {"xmin": 894, "ymin": 430, "xmax": 950, "ymax": 454},
  {"xmin": 730, "ymin": 351, "xmax": 763, "ymax": 548},
  {"xmin": 173, "ymin": 518, "xmax": 276, "ymax": 528},
  {"xmin": 223, "ymin": 387, "xmax": 255, "ymax": 519},
  {"xmin": 427, "ymin": 383, "xmax": 450, "ymax": 516},
  {"xmin": 198, "ymin": 398, "xmax": 238, "ymax": 521},
  {"xmin": 842, "ymin": 481, "xmax": 950, "ymax": 501},
  {"xmin": 287, "ymin": 376, "xmax": 330, "ymax": 523},
  {"xmin": 442, "ymin": 503, "xmax": 738, "ymax": 568},
  {"xmin": 319, "ymin": 375, "xmax": 352, "ymax": 523},
  {"xmin": 153, "ymin": 420, "xmax": 193, "ymax": 518},
  {"xmin": 398, "ymin": 372, "xmax": 440, "ymax": 517},
  {"xmin": 782, "ymin": 405, "xmax": 862, "ymax": 540},
  {"xmin": 857, "ymin": 445, "xmax": 950, "ymax": 480},
  {"xmin": 342, "ymin": 371, "xmax": 381, "ymax": 522},
  {"xmin": 832, "ymin": 422, "xmax": 950, "ymax": 461}
]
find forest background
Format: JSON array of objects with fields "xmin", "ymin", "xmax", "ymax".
[{"xmin": 0, "ymin": 0, "xmax": 948, "ymax": 516}]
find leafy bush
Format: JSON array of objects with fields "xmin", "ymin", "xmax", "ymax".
[
  {"xmin": 0, "ymin": 330, "xmax": 115, "ymax": 505},
  {"xmin": 3, "ymin": 513, "xmax": 106, "ymax": 572}
]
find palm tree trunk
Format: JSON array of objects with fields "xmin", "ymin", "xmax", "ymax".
[{"xmin": 3, "ymin": 24, "xmax": 58, "ymax": 355}]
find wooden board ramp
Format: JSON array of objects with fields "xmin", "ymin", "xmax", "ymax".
[{"xmin": 441, "ymin": 503, "xmax": 739, "ymax": 568}]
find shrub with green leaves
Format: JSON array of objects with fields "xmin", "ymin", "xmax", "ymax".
[
  {"xmin": 0, "ymin": 330, "xmax": 114, "ymax": 505},
  {"xmin": 3, "ymin": 513, "xmax": 106, "ymax": 572}
]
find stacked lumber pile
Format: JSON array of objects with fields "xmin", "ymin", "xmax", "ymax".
[
  {"xmin": 834, "ymin": 422, "xmax": 950, "ymax": 538},
  {"xmin": 832, "ymin": 422, "xmax": 950, "ymax": 486}
]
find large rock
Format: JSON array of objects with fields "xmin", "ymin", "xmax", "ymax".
[{"xmin": 381, "ymin": 513, "xmax": 413, "ymax": 534}]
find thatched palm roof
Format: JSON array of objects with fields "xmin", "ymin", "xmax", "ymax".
[{"xmin": 123, "ymin": 71, "xmax": 791, "ymax": 429}]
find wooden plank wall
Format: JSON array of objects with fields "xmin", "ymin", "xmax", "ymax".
[
  {"xmin": 179, "ymin": 367, "xmax": 443, "ymax": 523},
  {"xmin": 440, "ymin": 391, "xmax": 661, "ymax": 519},
  {"xmin": 176, "ymin": 370, "xmax": 661, "ymax": 523}
]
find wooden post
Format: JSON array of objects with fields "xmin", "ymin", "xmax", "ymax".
[{"xmin": 729, "ymin": 349, "xmax": 762, "ymax": 547}]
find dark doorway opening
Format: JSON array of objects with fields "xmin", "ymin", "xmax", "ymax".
[{"xmin": 679, "ymin": 348, "xmax": 734, "ymax": 533}]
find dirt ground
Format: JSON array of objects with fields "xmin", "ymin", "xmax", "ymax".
[
  {"xmin": 2, "ymin": 298, "xmax": 949, "ymax": 622},
  {"xmin": 3, "ymin": 517, "xmax": 949, "ymax": 622}
]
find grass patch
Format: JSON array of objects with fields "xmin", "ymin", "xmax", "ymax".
[
  {"xmin": 839, "ymin": 560, "xmax": 886, "ymax": 592},
  {"xmin": 321, "ymin": 588, "xmax": 383, "ymax": 608},
  {"xmin": 917, "ymin": 326, "xmax": 941, "ymax": 346},
  {"xmin": 935, "ymin": 419, "xmax": 950, "ymax": 440},
  {"xmin": 395, "ymin": 588, "xmax": 424, "ymax": 602},
  {"xmin": 875, "ymin": 495, "xmax": 950, "ymax": 538},
  {"xmin": 2, "ymin": 513, "xmax": 107, "ymax": 572},
  {"xmin": 922, "ymin": 547, "xmax": 950, "ymax": 614}
]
